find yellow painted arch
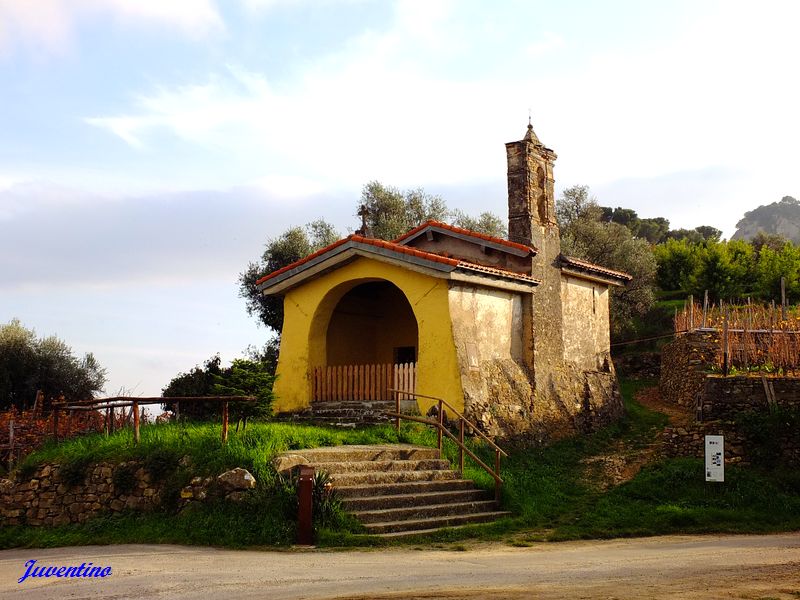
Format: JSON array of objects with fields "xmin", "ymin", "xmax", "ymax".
[{"xmin": 272, "ymin": 256, "xmax": 464, "ymax": 415}]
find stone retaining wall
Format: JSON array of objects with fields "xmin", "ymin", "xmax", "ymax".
[
  {"xmin": 662, "ymin": 420, "xmax": 800, "ymax": 466},
  {"xmin": 701, "ymin": 375, "xmax": 800, "ymax": 420},
  {"xmin": 0, "ymin": 462, "xmax": 256, "ymax": 527},
  {"xmin": 659, "ymin": 331, "xmax": 719, "ymax": 407}
]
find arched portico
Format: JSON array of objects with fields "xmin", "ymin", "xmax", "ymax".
[{"xmin": 271, "ymin": 257, "xmax": 464, "ymax": 414}]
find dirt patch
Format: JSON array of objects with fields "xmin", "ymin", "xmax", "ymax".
[
  {"xmin": 580, "ymin": 386, "xmax": 693, "ymax": 490},
  {"xmin": 636, "ymin": 384, "xmax": 693, "ymax": 427}
]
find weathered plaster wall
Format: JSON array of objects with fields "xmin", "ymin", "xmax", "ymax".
[
  {"xmin": 326, "ymin": 282, "xmax": 417, "ymax": 365},
  {"xmin": 448, "ymin": 284, "xmax": 533, "ymax": 436},
  {"xmin": 560, "ymin": 275, "xmax": 610, "ymax": 371},
  {"xmin": 273, "ymin": 257, "xmax": 464, "ymax": 415}
]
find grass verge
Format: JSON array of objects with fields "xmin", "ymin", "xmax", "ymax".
[{"xmin": 3, "ymin": 379, "xmax": 800, "ymax": 549}]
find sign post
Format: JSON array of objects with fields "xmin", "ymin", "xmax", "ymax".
[{"xmin": 705, "ymin": 435, "xmax": 724, "ymax": 482}]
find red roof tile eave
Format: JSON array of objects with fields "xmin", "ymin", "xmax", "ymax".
[
  {"xmin": 394, "ymin": 220, "xmax": 537, "ymax": 255},
  {"xmin": 561, "ymin": 256, "xmax": 632, "ymax": 281},
  {"xmin": 255, "ymin": 233, "xmax": 538, "ymax": 289}
]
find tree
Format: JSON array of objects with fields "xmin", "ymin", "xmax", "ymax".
[
  {"xmin": 162, "ymin": 354, "xmax": 275, "ymax": 421},
  {"xmin": 557, "ymin": 186, "xmax": 657, "ymax": 336},
  {"xmin": 451, "ymin": 210, "xmax": 507, "ymax": 238},
  {"xmin": 686, "ymin": 240, "xmax": 754, "ymax": 301},
  {"xmin": 360, "ymin": 181, "xmax": 449, "ymax": 240},
  {"xmin": 652, "ymin": 238, "xmax": 700, "ymax": 291},
  {"xmin": 0, "ymin": 319, "xmax": 106, "ymax": 410},
  {"xmin": 239, "ymin": 220, "xmax": 339, "ymax": 333}
]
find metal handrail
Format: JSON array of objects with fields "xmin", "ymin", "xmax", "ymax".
[{"xmin": 387, "ymin": 388, "xmax": 507, "ymax": 502}]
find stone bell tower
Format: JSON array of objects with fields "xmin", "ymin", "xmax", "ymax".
[{"xmin": 506, "ymin": 122, "xmax": 564, "ymax": 394}]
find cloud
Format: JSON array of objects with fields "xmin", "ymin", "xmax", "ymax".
[{"xmin": 0, "ymin": 0, "xmax": 223, "ymax": 56}]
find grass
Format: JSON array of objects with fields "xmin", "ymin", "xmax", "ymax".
[{"xmin": 3, "ymin": 379, "xmax": 800, "ymax": 549}]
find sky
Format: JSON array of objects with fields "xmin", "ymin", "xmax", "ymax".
[{"xmin": 1, "ymin": 0, "xmax": 798, "ymax": 397}]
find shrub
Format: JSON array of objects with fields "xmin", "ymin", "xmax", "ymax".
[
  {"xmin": 112, "ymin": 463, "xmax": 138, "ymax": 495},
  {"xmin": 60, "ymin": 456, "xmax": 92, "ymax": 487}
]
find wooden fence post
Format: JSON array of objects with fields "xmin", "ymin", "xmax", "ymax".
[
  {"xmin": 688, "ymin": 294, "xmax": 694, "ymax": 331},
  {"xmin": 222, "ymin": 400, "xmax": 229, "ymax": 444},
  {"xmin": 781, "ymin": 276, "xmax": 787, "ymax": 321},
  {"xmin": 133, "ymin": 400, "xmax": 140, "ymax": 445},
  {"xmin": 8, "ymin": 418, "xmax": 14, "ymax": 470},
  {"xmin": 702, "ymin": 290, "xmax": 709, "ymax": 328},
  {"xmin": 52, "ymin": 406, "xmax": 59, "ymax": 441},
  {"xmin": 723, "ymin": 309, "xmax": 730, "ymax": 376},
  {"xmin": 437, "ymin": 399, "xmax": 443, "ymax": 451}
]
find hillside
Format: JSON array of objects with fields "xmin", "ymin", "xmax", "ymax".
[{"xmin": 732, "ymin": 196, "xmax": 800, "ymax": 242}]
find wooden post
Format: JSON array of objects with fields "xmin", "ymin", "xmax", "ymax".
[
  {"xmin": 437, "ymin": 399, "xmax": 443, "ymax": 451},
  {"xmin": 688, "ymin": 295, "xmax": 694, "ymax": 331},
  {"xmin": 458, "ymin": 418, "xmax": 464, "ymax": 474},
  {"xmin": 781, "ymin": 276, "xmax": 787, "ymax": 322},
  {"xmin": 8, "ymin": 418, "xmax": 14, "ymax": 470},
  {"xmin": 297, "ymin": 465, "xmax": 314, "ymax": 546},
  {"xmin": 109, "ymin": 406, "xmax": 115, "ymax": 434},
  {"xmin": 702, "ymin": 290, "xmax": 709, "ymax": 328},
  {"xmin": 394, "ymin": 389, "xmax": 400, "ymax": 433},
  {"xmin": 175, "ymin": 401, "xmax": 180, "ymax": 421},
  {"xmin": 723, "ymin": 309, "xmax": 730, "ymax": 376},
  {"xmin": 222, "ymin": 401, "xmax": 229, "ymax": 444},
  {"xmin": 105, "ymin": 407, "xmax": 109, "ymax": 436},
  {"xmin": 133, "ymin": 400, "xmax": 140, "ymax": 445},
  {"xmin": 52, "ymin": 406, "xmax": 59, "ymax": 441}
]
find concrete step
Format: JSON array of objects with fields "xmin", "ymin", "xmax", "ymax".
[
  {"xmin": 352, "ymin": 500, "xmax": 500, "ymax": 524},
  {"xmin": 328, "ymin": 469, "xmax": 458, "ymax": 487},
  {"xmin": 341, "ymin": 489, "xmax": 490, "ymax": 511},
  {"xmin": 311, "ymin": 459, "xmax": 451, "ymax": 475},
  {"xmin": 335, "ymin": 478, "xmax": 477, "ymax": 499},
  {"xmin": 363, "ymin": 511, "xmax": 512, "ymax": 535},
  {"xmin": 287, "ymin": 445, "xmax": 440, "ymax": 464}
]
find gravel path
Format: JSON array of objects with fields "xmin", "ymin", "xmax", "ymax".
[{"xmin": 1, "ymin": 533, "xmax": 799, "ymax": 599}]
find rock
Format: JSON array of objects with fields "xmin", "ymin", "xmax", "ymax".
[
  {"xmin": 217, "ymin": 468, "xmax": 256, "ymax": 491},
  {"xmin": 225, "ymin": 491, "xmax": 247, "ymax": 502},
  {"xmin": 0, "ymin": 479, "xmax": 13, "ymax": 494},
  {"xmin": 272, "ymin": 454, "xmax": 310, "ymax": 475},
  {"xmin": 180, "ymin": 488, "xmax": 194, "ymax": 499},
  {"xmin": 179, "ymin": 455, "xmax": 193, "ymax": 468}
]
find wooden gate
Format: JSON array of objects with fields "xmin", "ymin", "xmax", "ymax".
[{"xmin": 312, "ymin": 362, "xmax": 416, "ymax": 402}]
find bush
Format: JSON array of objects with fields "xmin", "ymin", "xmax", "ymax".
[
  {"xmin": 60, "ymin": 456, "xmax": 92, "ymax": 487},
  {"xmin": 112, "ymin": 463, "xmax": 138, "ymax": 495}
]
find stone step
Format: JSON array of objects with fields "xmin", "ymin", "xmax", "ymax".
[
  {"xmin": 311, "ymin": 459, "xmax": 451, "ymax": 475},
  {"xmin": 363, "ymin": 511, "xmax": 512, "ymax": 535},
  {"xmin": 341, "ymin": 489, "xmax": 490, "ymax": 511},
  {"xmin": 335, "ymin": 478, "xmax": 477, "ymax": 499},
  {"xmin": 328, "ymin": 469, "xmax": 458, "ymax": 487},
  {"xmin": 352, "ymin": 500, "xmax": 500, "ymax": 524},
  {"xmin": 287, "ymin": 445, "xmax": 440, "ymax": 464}
]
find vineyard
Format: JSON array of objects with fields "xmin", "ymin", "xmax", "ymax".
[{"xmin": 674, "ymin": 299, "xmax": 800, "ymax": 375}]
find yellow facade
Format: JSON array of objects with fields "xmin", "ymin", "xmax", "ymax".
[{"xmin": 272, "ymin": 256, "xmax": 465, "ymax": 415}]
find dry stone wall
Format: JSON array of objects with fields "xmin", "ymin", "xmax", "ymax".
[
  {"xmin": 0, "ymin": 462, "xmax": 256, "ymax": 527},
  {"xmin": 660, "ymin": 331, "xmax": 719, "ymax": 407},
  {"xmin": 701, "ymin": 375, "xmax": 800, "ymax": 420}
]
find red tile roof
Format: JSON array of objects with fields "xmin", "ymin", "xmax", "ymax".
[
  {"xmin": 255, "ymin": 234, "xmax": 538, "ymax": 288},
  {"xmin": 561, "ymin": 256, "xmax": 632, "ymax": 281},
  {"xmin": 255, "ymin": 234, "xmax": 459, "ymax": 286},
  {"xmin": 394, "ymin": 220, "xmax": 536, "ymax": 255}
]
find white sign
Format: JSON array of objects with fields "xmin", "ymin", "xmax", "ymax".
[{"xmin": 705, "ymin": 435, "xmax": 724, "ymax": 482}]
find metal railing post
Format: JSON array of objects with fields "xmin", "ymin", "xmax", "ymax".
[
  {"xmin": 494, "ymin": 449, "xmax": 501, "ymax": 503},
  {"xmin": 437, "ymin": 399, "xmax": 443, "ymax": 451},
  {"xmin": 458, "ymin": 418, "xmax": 464, "ymax": 473}
]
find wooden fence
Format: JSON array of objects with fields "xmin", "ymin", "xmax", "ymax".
[{"xmin": 312, "ymin": 362, "xmax": 416, "ymax": 402}]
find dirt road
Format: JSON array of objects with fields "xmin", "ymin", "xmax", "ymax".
[{"xmin": 1, "ymin": 533, "xmax": 799, "ymax": 599}]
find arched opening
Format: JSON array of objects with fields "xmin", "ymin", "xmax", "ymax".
[
  {"xmin": 312, "ymin": 280, "xmax": 419, "ymax": 402},
  {"xmin": 326, "ymin": 281, "xmax": 418, "ymax": 365}
]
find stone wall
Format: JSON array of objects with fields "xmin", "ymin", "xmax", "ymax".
[
  {"xmin": 660, "ymin": 330, "xmax": 720, "ymax": 407},
  {"xmin": 662, "ymin": 419, "xmax": 800, "ymax": 466},
  {"xmin": 0, "ymin": 462, "xmax": 255, "ymax": 527},
  {"xmin": 701, "ymin": 375, "xmax": 800, "ymax": 420}
]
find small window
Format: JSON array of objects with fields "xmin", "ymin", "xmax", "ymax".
[
  {"xmin": 394, "ymin": 346, "xmax": 416, "ymax": 364},
  {"xmin": 592, "ymin": 286, "xmax": 597, "ymax": 315}
]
